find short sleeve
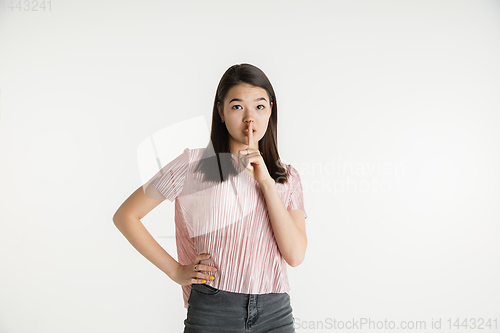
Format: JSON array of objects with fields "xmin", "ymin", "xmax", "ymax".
[
  {"xmin": 286, "ymin": 164, "xmax": 307, "ymax": 219},
  {"xmin": 148, "ymin": 148, "xmax": 190, "ymax": 202}
]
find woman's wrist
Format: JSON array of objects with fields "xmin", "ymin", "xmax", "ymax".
[
  {"xmin": 167, "ymin": 261, "xmax": 182, "ymax": 280},
  {"xmin": 259, "ymin": 177, "xmax": 276, "ymax": 190}
]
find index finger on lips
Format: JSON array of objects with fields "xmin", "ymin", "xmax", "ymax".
[{"xmin": 248, "ymin": 121, "xmax": 254, "ymax": 148}]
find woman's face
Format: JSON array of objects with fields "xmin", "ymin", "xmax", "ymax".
[{"xmin": 217, "ymin": 83, "xmax": 273, "ymax": 154}]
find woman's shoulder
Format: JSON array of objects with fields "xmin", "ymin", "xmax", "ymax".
[
  {"xmin": 275, "ymin": 162, "xmax": 301, "ymax": 186},
  {"xmin": 282, "ymin": 162, "xmax": 300, "ymax": 177},
  {"xmin": 189, "ymin": 147, "xmax": 206, "ymax": 152},
  {"xmin": 184, "ymin": 147, "xmax": 207, "ymax": 159}
]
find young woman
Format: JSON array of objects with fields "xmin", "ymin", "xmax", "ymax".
[{"xmin": 113, "ymin": 63, "xmax": 307, "ymax": 332}]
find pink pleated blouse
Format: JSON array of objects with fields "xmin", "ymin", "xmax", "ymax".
[{"xmin": 148, "ymin": 147, "xmax": 307, "ymax": 309}]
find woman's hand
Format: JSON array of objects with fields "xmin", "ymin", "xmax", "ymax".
[
  {"xmin": 236, "ymin": 121, "xmax": 274, "ymax": 185},
  {"xmin": 170, "ymin": 253, "xmax": 217, "ymax": 286}
]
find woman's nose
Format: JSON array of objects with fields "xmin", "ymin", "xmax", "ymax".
[{"xmin": 244, "ymin": 109, "xmax": 257, "ymax": 121}]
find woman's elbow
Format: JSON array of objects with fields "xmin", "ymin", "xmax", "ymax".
[
  {"xmin": 287, "ymin": 251, "xmax": 306, "ymax": 267},
  {"xmin": 288, "ymin": 258, "xmax": 303, "ymax": 267}
]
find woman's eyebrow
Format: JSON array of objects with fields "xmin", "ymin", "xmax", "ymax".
[{"xmin": 229, "ymin": 97, "xmax": 267, "ymax": 103}]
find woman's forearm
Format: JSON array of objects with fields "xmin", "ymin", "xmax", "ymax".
[
  {"xmin": 113, "ymin": 214, "xmax": 180, "ymax": 278},
  {"xmin": 259, "ymin": 178, "xmax": 307, "ymax": 267}
]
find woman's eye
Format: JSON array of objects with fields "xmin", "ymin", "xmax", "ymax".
[{"xmin": 231, "ymin": 105, "xmax": 265, "ymax": 110}]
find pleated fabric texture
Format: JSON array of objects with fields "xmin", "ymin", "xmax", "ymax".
[{"xmin": 148, "ymin": 147, "xmax": 307, "ymax": 309}]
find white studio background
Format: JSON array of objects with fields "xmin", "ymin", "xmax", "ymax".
[{"xmin": 1, "ymin": 1, "xmax": 499, "ymax": 332}]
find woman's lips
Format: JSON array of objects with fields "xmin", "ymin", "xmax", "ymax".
[{"xmin": 243, "ymin": 129, "xmax": 256, "ymax": 136}]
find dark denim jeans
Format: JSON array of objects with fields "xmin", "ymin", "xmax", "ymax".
[{"xmin": 183, "ymin": 283, "xmax": 296, "ymax": 332}]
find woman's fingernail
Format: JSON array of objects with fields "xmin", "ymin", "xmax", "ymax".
[
  {"xmin": 209, "ymin": 276, "xmax": 215, "ymax": 280},
  {"xmin": 201, "ymin": 280, "xmax": 207, "ymax": 283},
  {"xmin": 206, "ymin": 254, "xmax": 211, "ymax": 257}
]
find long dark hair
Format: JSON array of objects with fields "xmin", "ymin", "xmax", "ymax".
[{"xmin": 194, "ymin": 63, "xmax": 288, "ymax": 184}]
